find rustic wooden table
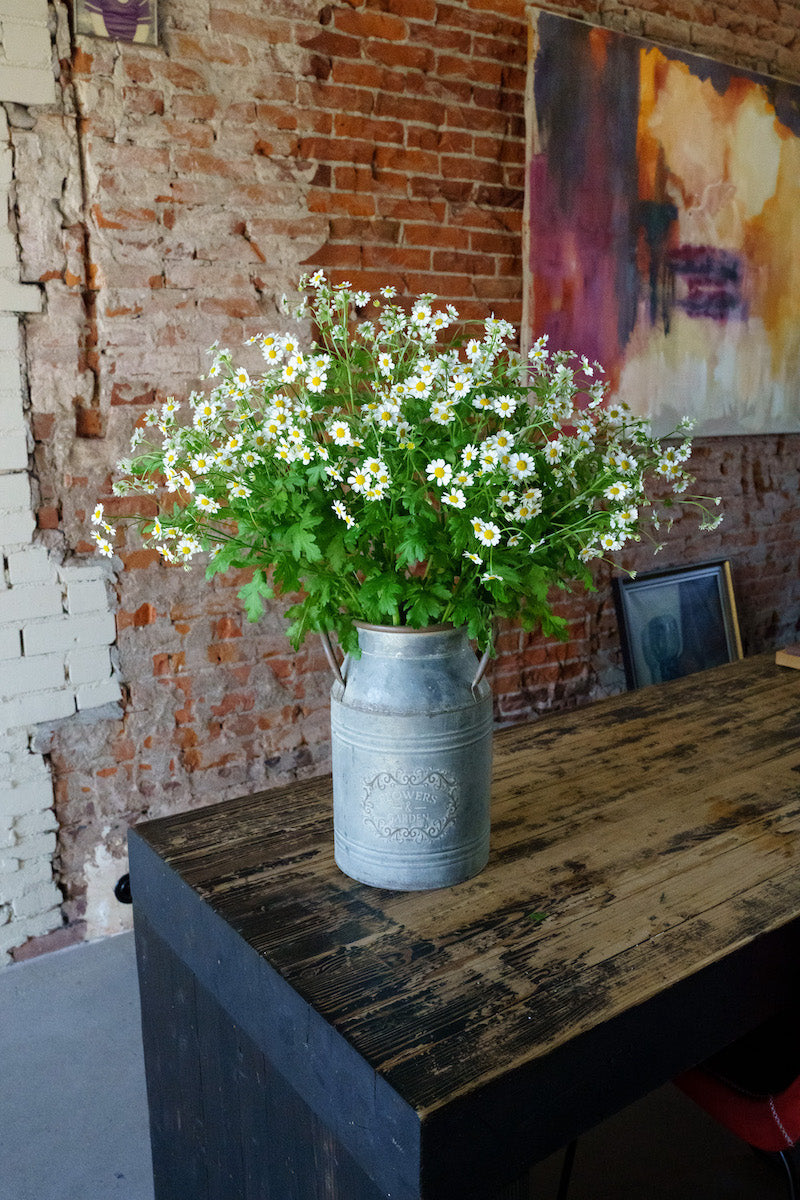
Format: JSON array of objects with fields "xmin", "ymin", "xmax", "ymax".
[{"xmin": 129, "ymin": 652, "xmax": 800, "ymax": 1200}]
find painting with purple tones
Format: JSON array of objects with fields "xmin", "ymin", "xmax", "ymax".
[
  {"xmin": 76, "ymin": 0, "xmax": 157, "ymax": 45},
  {"xmin": 524, "ymin": 10, "xmax": 800, "ymax": 435}
]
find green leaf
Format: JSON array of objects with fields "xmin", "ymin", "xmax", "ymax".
[
  {"xmin": 406, "ymin": 590, "xmax": 447, "ymax": 628},
  {"xmin": 286, "ymin": 520, "xmax": 322, "ymax": 562},
  {"xmin": 238, "ymin": 569, "xmax": 274, "ymax": 622}
]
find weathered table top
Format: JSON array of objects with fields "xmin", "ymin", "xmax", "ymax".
[{"xmin": 131, "ymin": 652, "xmax": 800, "ymax": 1195}]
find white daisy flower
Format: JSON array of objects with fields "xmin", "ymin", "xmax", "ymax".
[
  {"xmin": 603, "ymin": 481, "xmax": 631, "ymax": 501},
  {"xmin": 475, "ymin": 521, "xmax": 501, "ymax": 547},
  {"xmin": 194, "ymin": 401, "xmax": 219, "ymax": 425},
  {"xmin": 528, "ymin": 335, "xmax": 549, "ymax": 364},
  {"xmin": 329, "ymin": 421, "xmax": 352, "ymax": 445},
  {"xmin": 448, "ymin": 372, "xmax": 471, "ymax": 398},
  {"xmin": 92, "ymin": 530, "xmax": 114, "ymax": 556},
  {"xmin": 347, "ymin": 468, "xmax": 372, "ymax": 494},
  {"xmin": 407, "ymin": 376, "xmax": 431, "ymax": 397},
  {"xmin": 176, "ymin": 535, "xmax": 201, "ymax": 560},
  {"xmin": 426, "ymin": 459, "xmax": 452, "ymax": 487},
  {"xmin": 489, "ymin": 431, "xmax": 514, "ymax": 453},
  {"xmin": 429, "ymin": 402, "xmax": 455, "ymax": 425},
  {"xmin": 492, "ymin": 394, "xmax": 517, "ymax": 417},
  {"xmin": 509, "ymin": 453, "xmax": 535, "ymax": 480},
  {"xmin": 463, "ymin": 551, "xmax": 483, "ymax": 565},
  {"xmin": 91, "ymin": 503, "xmax": 104, "ymax": 525},
  {"xmin": 442, "ymin": 488, "xmax": 466, "ymax": 509},
  {"xmin": 195, "ymin": 494, "xmax": 220, "ymax": 514}
]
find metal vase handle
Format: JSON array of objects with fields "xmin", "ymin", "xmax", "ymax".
[
  {"xmin": 320, "ymin": 628, "xmax": 492, "ymax": 692},
  {"xmin": 320, "ymin": 630, "xmax": 347, "ymax": 687}
]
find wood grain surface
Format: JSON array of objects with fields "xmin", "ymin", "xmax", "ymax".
[{"xmin": 135, "ymin": 654, "xmax": 800, "ymax": 1128}]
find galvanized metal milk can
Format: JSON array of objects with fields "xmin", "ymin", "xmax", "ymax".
[{"xmin": 326, "ymin": 623, "xmax": 493, "ymax": 890}]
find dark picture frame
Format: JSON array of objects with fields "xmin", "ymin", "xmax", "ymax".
[{"xmin": 612, "ymin": 560, "xmax": 743, "ymax": 689}]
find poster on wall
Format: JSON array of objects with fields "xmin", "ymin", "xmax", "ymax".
[
  {"xmin": 524, "ymin": 10, "xmax": 800, "ymax": 435},
  {"xmin": 75, "ymin": 0, "xmax": 158, "ymax": 45}
]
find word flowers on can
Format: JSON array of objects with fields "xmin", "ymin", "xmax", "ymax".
[{"xmin": 93, "ymin": 273, "xmax": 722, "ymax": 655}]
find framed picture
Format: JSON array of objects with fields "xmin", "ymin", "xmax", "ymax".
[
  {"xmin": 75, "ymin": 0, "xmax": 158, "ymax": 45},
  {"xmin": 612, "ymin": 560, "xmax": 743, "ymax": 689}
]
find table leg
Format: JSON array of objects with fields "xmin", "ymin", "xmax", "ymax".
[{"xmin": 134, "ymin": 911, "xmax": 388, "ymax": 1200}]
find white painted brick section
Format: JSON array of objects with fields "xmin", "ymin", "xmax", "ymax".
[
  {"xmin": 0, "ymin": 431, "xmax": 26, "ymax": 472},
  {"xmin": 0, "ymin": 687, "xmax": 76, "ymax": 729},
  {"xmin": 0, "ymin": 471, "xmax": 28, "ymax": 512},
  {"xmin": 0, "ymin": 509, "xmax": 35, "ymax": 546},
  {"xmin": 76, "ymin": 678, "xmax": 121, "ymax": 710},
  {"xmin": 0, "ymin": 652, "xmax": 64, "ymax": 699},
  {"xmin": 0, "ymin": 582, "xmax": 63, "ymax": 623},
  {"xmin": 22, "ymin": 608, "xmax": 117, "ymax": 656},
  {"xmin": 0, "ymin": 2, "xmax": 119, "ymax": 961},
  {"xmin": 0, "ymin": 0, "xmax": 55, "ymax": 106},
  {"xmin": 0, "ymin": 777, "xmax": 53, "ymax": 820},
  {"xmin": 67, "ymin": 647, "xmax": 114, "ymax": 686},
  {"xmin": 0, "ymin": 625, "xmax": 19, "ymax": 659},
  {"xmin": 14, "ymin": 807, "xmax": 58, "ymax": 839},
  {"xmin": 6, "ymin": 546, "xmax": 56, "ymax": 585},
  {"xmin": 0, "ymin": 313, "xmax": 19, "ymax": 350},
  {"xmin": 65, "ymin": 577, "xmax": 111, "ymax": 615},
  {"xmin": 0, "ymin": 277, "xmax": 42, "ymax": 311}
]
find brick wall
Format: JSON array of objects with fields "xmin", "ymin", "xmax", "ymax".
[{"xmin": 3, "ymin": 0, "xmax": 799, "ymax": 959}]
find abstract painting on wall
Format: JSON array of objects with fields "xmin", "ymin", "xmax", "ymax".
[{"xmin": 524, "ymin": 10, "xmax": 800, "ymax": 435}]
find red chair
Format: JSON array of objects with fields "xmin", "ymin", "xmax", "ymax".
[{"xmin": 675, "ymin": 1010, "xmax": 800, "ymax": 1198}]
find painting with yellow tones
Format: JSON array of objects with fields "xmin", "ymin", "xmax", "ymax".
[{"xmin": 525, "ymin": 11, "xmax": 800, "ymax": 434}]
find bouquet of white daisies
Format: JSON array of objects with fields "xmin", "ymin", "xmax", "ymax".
[{"xmin": 93, "ymin": 272, "xmax": 721, "ymax": 654}]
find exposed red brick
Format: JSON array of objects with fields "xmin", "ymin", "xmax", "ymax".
[
  {"xmin": 32, "ymin": 412, "xmax": 56, "ymax": 440},
  {"xmin": 37, "ymin": 506, "xmax": 60, "ymax": 530}
]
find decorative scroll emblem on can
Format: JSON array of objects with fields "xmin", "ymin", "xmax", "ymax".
[{"xmin": 361, "ymin": 769, "xmax": 460, "ymax": 841}]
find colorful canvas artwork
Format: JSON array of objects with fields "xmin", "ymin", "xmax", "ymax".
[
  {"xmin": 75, "ymin": 0, "xmax": 157, "ymax": 45},
  {"xmin": 524, "ymin": 11, "xmax": 800, "ymax": 435}
]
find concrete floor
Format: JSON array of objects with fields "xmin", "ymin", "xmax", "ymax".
[{"xmin": 0, "ymin": 931, "xmax": 789, "ymax": 1200}]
